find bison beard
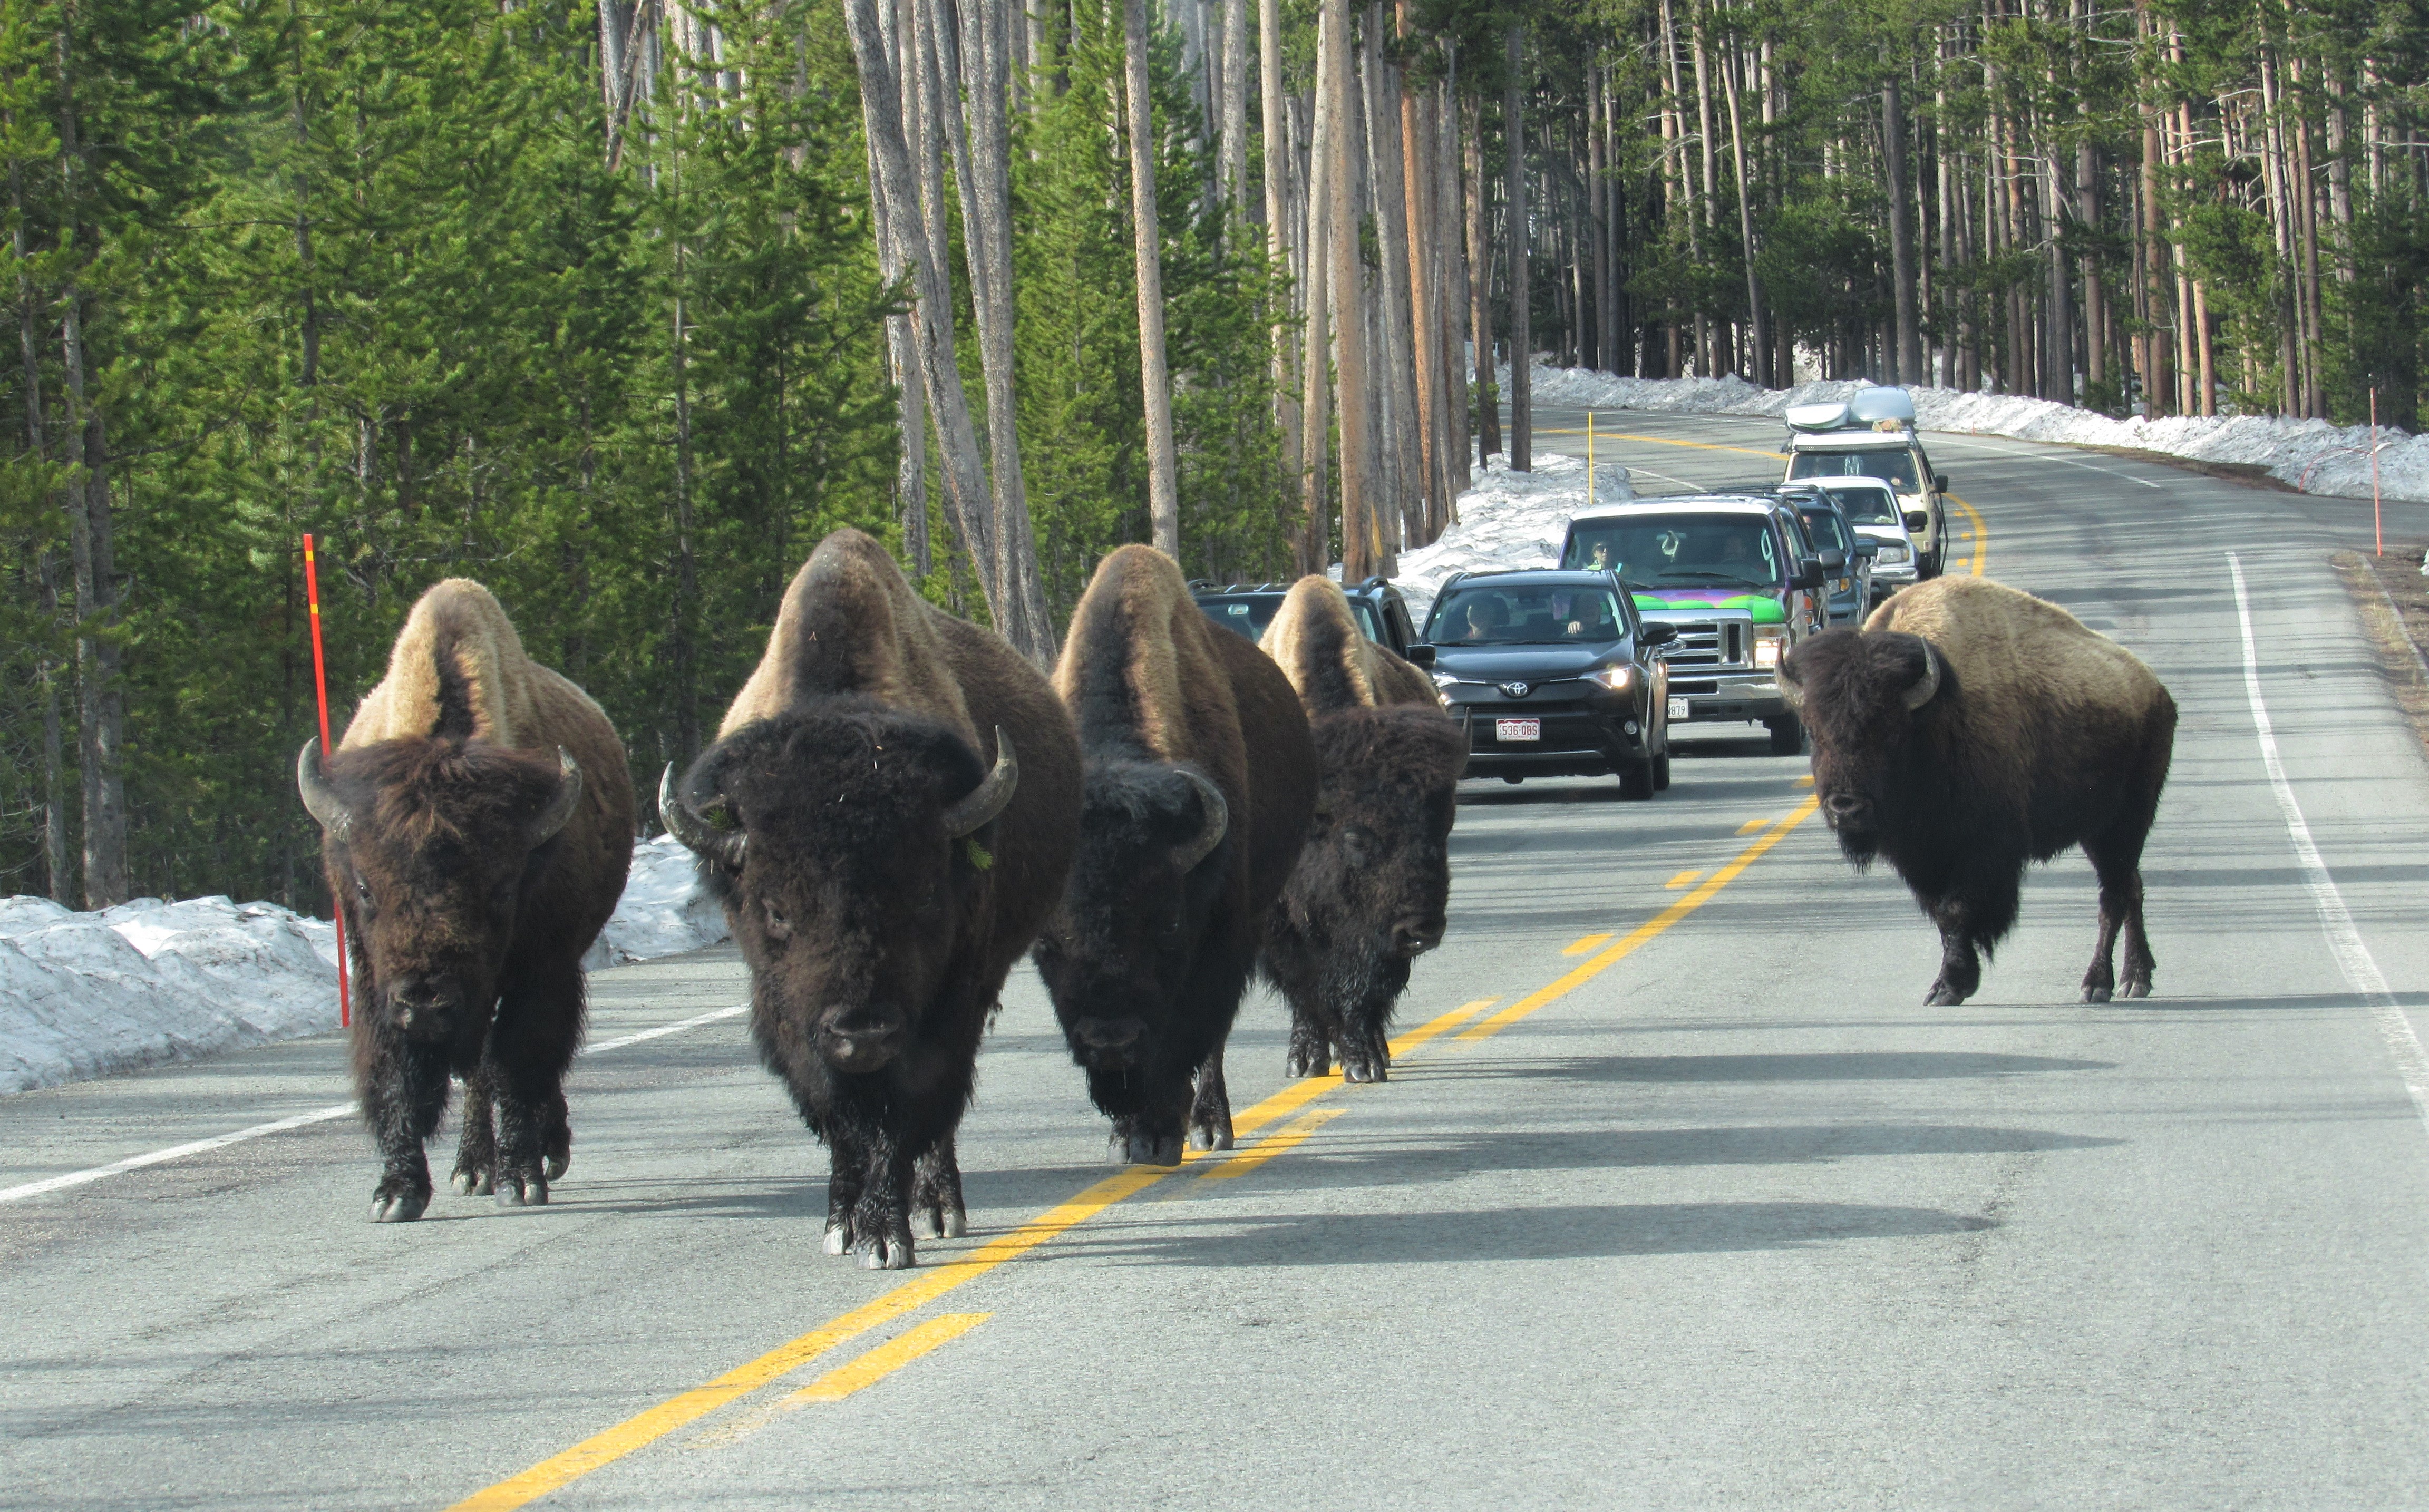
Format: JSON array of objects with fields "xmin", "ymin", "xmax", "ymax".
[
  {"xmin": 1785, "ymin": 581, "xmax": 2175, "ymax": 1007},
  {"xmin": 297, "ymin": 580, "xmax": 634, "ymax": 1224},
  {"xmin": 1265, "ymin": 708, "xmax": 1462, "ymax": 1082}
]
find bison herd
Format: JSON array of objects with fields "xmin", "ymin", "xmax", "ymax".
[{"xmin": 299, "ymin": 532, "xmax": 2175, "ymax": 1266}]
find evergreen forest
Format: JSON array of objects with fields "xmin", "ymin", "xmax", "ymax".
[{"xmin": 4, "ymin": 0, "xmax": 2424, "ymax": 912}]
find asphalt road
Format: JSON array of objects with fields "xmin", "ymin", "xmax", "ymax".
[{"xmin": 5, "ymin": 413, "xmax": 2428, "ymax": 1509}]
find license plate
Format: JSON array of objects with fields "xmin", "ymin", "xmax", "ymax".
[
  {"xmin": 1667, "ymin": 697, "xmax": 1689, "ymax": 720},
  {"xmin": 1494, "ymin": 719, "xmax": 1540, "ymax": 743}
]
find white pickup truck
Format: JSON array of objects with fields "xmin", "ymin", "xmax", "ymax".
[{"xmin": 1778, "ymin": 389, "xmax": 1952, "ymax": 579}]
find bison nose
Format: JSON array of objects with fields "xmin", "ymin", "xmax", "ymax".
[
  {"xmin": 387, "ymin": 974, "xmax": 462, "ymax": 1035},
  {"xmin": 1823, "ymin": 791, "xmax": 1870, "ymax": 825},
  {"xmin": 819, "ymin": 1003, "xmax": 907, "ymax": 1072},
  {"xmin": 1388, "ymin": 916, "xmax": 1445, "ymax": 958},
  {"xmin": 1072, "ymin": 1016, "xmax": 1143, "ymax": 1052}
]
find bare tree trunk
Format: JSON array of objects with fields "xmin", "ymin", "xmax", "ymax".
[
  {"xmin": 844, "ymin": 0, "xmax": 1000, "ymax": 599},
  {"xmin": 945, "ymin": 0, "xmax": 1055, "ymax": 658},
  {"xmin": 2077, "ymin": 135, "xmax": 2105, "ymax": 397},
  {"xmin": 1588, "ymin": 65, "xmax": 1611, "ymax": 376},
  {"xmin": 13, "ymin": 144, "xmax": 69, "ymax": 903},
  {"xmin": 1437, "ymin": 69, "xmax": 1470, "ymax": 510},
  {"xmin": 1258, "ymin": 0, "xmax": 1303, "ymax": 535},
  {"xmin": 1365, "ymin": 3, "xmax": 1419, "ymax": 556},
  {"xmin": 1219, "ymin": 0, "xmax": 1248, "ymax": 216},
  {"xmin": 1720, "ymin": 35, "xmax": 1766, "ymax": 384},
  {"xmin": 1322, "ymin": 0, "xmax": 1382, "ymax": 574},
  {"xmin": 1299, "ymin": 45, "xmax": 1336, "ymax": 573},
  {"xmin": 1884, "ymin": 77, "xmax": 1921, "ymax": 384},
  {"xmin": 1503, "ymin": 23, "xmax": 1530, "ymax": 472},
  {"xmin": 1121, "ymin": 0, "xmax": 1181, "ymax": 559},
  {"xmin": 1688, "ymin": 0, "xmax": 1717, "ymax": 375},
  {"xmin": 668, "ymin": 277, "xmax": 703, "ymax": 758},
  {"xmin": 1465, "ymin": 92, "xmax": 1497, "ymax": 463},
  {"xmin": 1396, "ymin": 1, "xmax": 1444, "ymax": 544}
]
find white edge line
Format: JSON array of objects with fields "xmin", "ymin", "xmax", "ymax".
[
  {"xmin": 2228, "ymin": 552, "xmax": 2429, "ymax": 1138},
  {"xmin": 0, "ymin": 1002, "xmax": 750, "ymax": 1207},
  {"xmin": 1927, "ymin": 433, "xmax": 2166, "ymax": 489}
]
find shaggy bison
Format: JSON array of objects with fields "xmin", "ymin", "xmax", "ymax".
[
  {"xmin": 296, "ymin": 579, "xmax": 635, "ymax": 1221},
  {"xmin": 662, "ymin": 529, "xmax": 1080, "ymax": 1269},
  {"xmin": 1783, "ymin": 575, "xmax": 2175, "ymax": 1007},
  {"xmin": 1260, "ymin": 577, "xmax": 1463, "ymax": 1082},
  {"xmin": 1037, "ymin": 545, "xmax": 1317, "ymax": 1165}
]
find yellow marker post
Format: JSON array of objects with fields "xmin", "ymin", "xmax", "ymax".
[{"xmin": 1587, "ymin": 410, "xmax": 1596, "ymax": 509}]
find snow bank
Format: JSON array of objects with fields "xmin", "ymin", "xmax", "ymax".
[
  {"xmin": 1, "ymin": 835, "xmax": 728, "ymax": 1096},
  {"xmin": 1511, "ymin": 363, "xmax": 2429, "ymax": 504},
  {"xmin": 1395, "ymin": 451, "xmax": 1630, "ymax": 627}
]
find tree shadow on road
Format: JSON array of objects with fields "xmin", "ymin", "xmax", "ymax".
[{"xmin": 1422, "ymin": 1050, "xmax": 2113, "ymax": 1082}]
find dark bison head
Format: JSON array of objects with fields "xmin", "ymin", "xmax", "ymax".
[
  {"xmin": 1296, "ymin": 707, "xmax": 1464, "ymax": 963},
  {"xmin": 297, "ymin": 737, "xmax": 584, "ymax": 1050},
  {"xmin": 1781, "ymin": 628, "xmax": 1948, "ymax": 860},
  {"xmin": 1032, "ymin": 759, "xmax": 1229, "ymax": 1078},
  {"xmin": 662, "ymin": 709, "xmax": 1017, "ymax": 1076}
]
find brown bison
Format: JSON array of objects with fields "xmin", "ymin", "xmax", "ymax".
[
  {"xmin": 296, "ymin": 579, "xmax": 635, "ymax": 1221},
  {"xmin": 661, "ymin": 529, "xmax": 1080, "ymax": 1269},
  {"xmin": 1782, "ymin": 575, "xmax": 2175, "ymax": 1007},
  {"xmin": 1259, "ymin": 577, "xmax": 1464, "ymax": 1082},
  {"xmin": 1036, "ymin": 545, "xmax": 1317, "ymax": 1164}
]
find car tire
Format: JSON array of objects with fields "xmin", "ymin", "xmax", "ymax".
[
  {"xmin": 1618, "ymin": 753, "xmax": 1656, "ymax": 800},
  {"xmin": 1917, "ymin": 549, "xmax": 1941, "ymax": 580},
  {"xmin": 1765, "ymin": 714, "xmax": 1804, "ymax": 756},
  {"xmin": 1653, "ymin": 752, "xmax": 1672, "ymax": 791}
]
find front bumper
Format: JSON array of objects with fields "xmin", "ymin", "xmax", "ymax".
[
  {"xmin": 1449, "ymin": 686, "xmax": 1654, "ymax": 775},
  {"xmin": 1662, "ymin": 670, "xmax": 1789, "ymax": 724}
]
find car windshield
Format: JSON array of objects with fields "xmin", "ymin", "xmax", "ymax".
[
  {"xmin": 1562, "ymin": 515, "xmax": 1783, "ymax": 589},
  {"xmin": 1789, "ymin": 448, "xmax": 1921, "ymax": 492},
  {"xmin": 1197, "ymin": 597, "xmax": 1279, "ymax": 642},
  {"xmin": 1428, "ymin": 583, "xmax": 1630, "ymax": 644},
  {"xmin": 1798, "ymin": 508, "xmax": 1852, "ymax": 552},
  {"xmin": 1824, "ymin": 484, "xmax": 1902, "ymax": 525}
]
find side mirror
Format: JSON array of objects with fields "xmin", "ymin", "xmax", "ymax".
[
  {"xmin": 1903, "ymin": 510, "xmax": 1929, "ymax": 533},
  {"xmin": 1405, "ymin": 643, "xmax": 1437, "ymax": 668},
  {"xmin": 1639, "ymin": 621, "xmax": 1679, "ymax": 647},
  {"xmin": 1817, "ymin": 548, "xmax": 1848, "ymax": 572},
  {"xmin": 1850, "ymin": 539, "xmax": 1880, "ymax": 558},
  {"xmin": 1794, "ymin": 560, "xmax": 1826, "ymax": 591},
  {"xmin": 1934, "ymin": 472, "xmax": 1950, "ymax": 492}
]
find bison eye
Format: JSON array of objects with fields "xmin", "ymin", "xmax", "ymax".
[
  {"xmin": 1340, "ymin": 826, "xmax": 1376, "ymax": 865},
  {"xmin": 762, "ymin": 900, "xmax": 794, "ymax": 942},
  {"xmin": 353, "ymin": 875, "xmax": 375, "ymax": 911}
]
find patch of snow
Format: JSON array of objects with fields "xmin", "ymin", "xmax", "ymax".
[
  {"xmin": 1, "ymin": 835, "xmax": 730, "ymax": 1096},
  {"xmin": 1397, "ymin": 452, "xmax": 1632, "ymax": 628},
  {"xmin": 1507, "ymin": 363, "xmax": 2429, "ymax": 504}
]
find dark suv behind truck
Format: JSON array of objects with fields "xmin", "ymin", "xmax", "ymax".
[
  {"xmin": 1190, "ymin": 577, "xmax": 1422, "ymax": 656},
  {"xmin": 1416, "ymin": 568, "xmax": 1679, "ymax": 796}
]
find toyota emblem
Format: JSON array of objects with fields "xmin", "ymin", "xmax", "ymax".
[{"xmin": 1499, "ymin": 681, "xmax": 1531, "ymax": 698}]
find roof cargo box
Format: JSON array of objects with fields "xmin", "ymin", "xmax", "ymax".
[
  {"xmin": 1849, "ymin": 387, "xmax": 1915, "ymax": 426},
  {"xmin": 1784, "ymin": 401, "xmax": 1850, "ymax": 433},
  {"xmin": 1786, "ymin": 388, "xmax": 1916, "ymax": 435}
]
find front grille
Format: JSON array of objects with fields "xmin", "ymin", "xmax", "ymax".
[
  {"xmin": 1653, "ymin": 619, "xmax": 1747, "ymax": 669},
  {"xmin": 1668, "ymin": 680, "xmax": 1719, "ymax": 695}
]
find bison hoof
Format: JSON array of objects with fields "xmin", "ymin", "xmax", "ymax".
[
  {"xmin": 823, "ymin": 1221, "xmax": 852, "ymax": 1256},
  {"xmin": 1924, "ymin": 983, "xmax": 1968, "ymax": 1007},
  {"xmin": 1113, "ymin": 1131, "xmax": 1183, "ymax": 1167},
  {"xmin": 1187, "ymin": 1125, "xmax": 1233, "ymax": 1153},
  {"xmin": 921, "ymin": 1206, "xmax": 966, "ymax": 1240},
  {"xmin": 2123, "ymin": 980, "xmax": 2152, "ymax": 1000},
  {"xmin": 1340, "ymin": 1051, "xmax": 1389, "ymax": 1084},
  {"xmin": 1284, "ymin": 1045, "xmax": 1331, "ymax": 1078},
  {"xmin": 449, "ymin": 1167, "xmax": 493, "ymax": 1197},
  {"xmin": 856, "ymin": 1235, "xmax": 916, "ymax": 1271},
  {"xmin": 369, "ymin": 1186, "xmax": 429, "ymax": 1224},
  {"xmin": 2083, "ymin": 984, "xmax": 2114, "ymax": 1004},
  {"xmin": 495, "ymin": 1174, "xmax": 548, "ymax": 1208},
  {"xmin": 546, "ymin": 1152, "xmax": 570, "ymax": 1181}
]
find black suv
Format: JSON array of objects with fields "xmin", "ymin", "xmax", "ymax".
[
  {"xmin": 1417, "ymin": 569, "xmax": 1679, "ymax": 797},
  {"xmin": 1190, "ymin": 577, "xmax": 1423, "ymax": 656}
]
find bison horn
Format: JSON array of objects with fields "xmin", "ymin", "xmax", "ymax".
[
  {"xmin": 1174, "ymin": 768, "xmax": 1229, "ymax": 873},
  {"xmin": 1903, "ymin": 641, "xmax": 1942, "ymax": 710},
  {"xmin": 295, "ymin": 737, "xmax": 349, "ymax": 839},
  {"xmin": 659, "ymin": 763, "xmax": 747, "ymax": 870},
  {"xmin": 531, "ymin": 748, "xmax": 584, "ymax": 842},
  {"xmin": 941, "ymin": 726, "xmax": 1020, "ymax": 838}
]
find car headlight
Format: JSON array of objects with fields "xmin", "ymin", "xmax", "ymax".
[
  {"xmin": 1876, "ymin": 543, "xmax": 1910, "ymax": 564},
  {"xmin": 1752, "ymin": 628, "xmax": 1786, "ymax": 669},
  {"xmin": 1587, "ymin": 664, "xmax": 1636, "ymax": 692},
  {"xmin": 1429, "ymin": 670, "xmax": 1460, "ymax": 690}
]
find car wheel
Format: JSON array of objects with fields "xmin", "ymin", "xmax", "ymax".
[
  {"xmin": 1766, "ymin": 714, "xmax": 1804, "ymax": 756},
  {"xmin": 1618, "ymin": 753, "xmax": 1656, "ymax": 801},
  {"xmin": 1653, "ymin": 752, "xmax": 1672, "ymax": 791},
  {"xmin": 1917, "ymin": 549, "xmax": 1941, "ymax": 580}
]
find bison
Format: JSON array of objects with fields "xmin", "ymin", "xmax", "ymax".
[
  {"xmin": 1036, "ymin": 545, "xmax": 1317, "ymax": 1165},
  {"xmin": 1782, "ymin": 575, "xmax": 2176, "ymax": 1007},
  {"xmin": 660, "ymin": 529, "xmax": 1080, "ymax": 1269},
  {"xmin": 295, "ymin": 578, "xmax": 635, "ymax": 1221},
  {"xmin": 1259, "ymin": 577, "xmax": 1464, "ymax": 1083}
]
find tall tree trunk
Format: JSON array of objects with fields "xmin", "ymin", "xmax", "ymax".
[
  {"xmin": 1465, "ymin": 91, "xmax": 1497, "ymax": 462},
  {"xmin": 1121, "ymin": 0, "xmax": 1182, "ymax": 559},
  {"xmin": 1366, "ymin": 3, "xmax": 1419, "ymax": 555},
  {"xmin": 1503, "ymin": 24, "xmax": 1530, "ymax": 471},
  {"xmin": 1258, "ymin": 0, "xmax": 1302, "ymax": 533},
  {"xmin": 872, "ymin": 0, "xmax": 929, "ymax": 576},
  {"xmin": 14, "ymin": 144, "xmax": 69, "ymax": 903},
  {"xmin": 1438, "ymin": 67, "xmax": 1470, "ymax": 511},
  {"xmin": 1588, "ymin": 66, "xmax": 1612, "ymax": 375},
  {"xmin": 1396, "ymin": 1, "xmax": 1444, "ymax": 543},
  {"xmin": 2077, "ymin": 135, "xmax": 2105, "ymax": 397},
  {"xmin": 1884, "ymin": 77, "xmax": 1921, "ymax": 385},
  {"xmin": 1219, "ymin": 0, "xmax": 1248, "ymax": 216},
  {"xmin": 668, "ymin": 279, "xmax": 702, "ymax": 759},
  {"xmin": 843, "ymin": 0, "xmax": 1000, "ymax": 600},
  {"xmin": 1324, "ymin": 0, "xmax": 1382, "ymax": 574},
  {"xmin": 1720, "ymin": 35, "xmax": 1766, "ymax": 384},
  {"xmin": 1688, "ymin": 0, "xmax": 1717, "ymax": 374},
  {"xmin": 1298, "ymin": 12, "xmax": 1336, "ymax": 572},
  {"xmin": 945, "ymin": 0, "xmax": 1055, "ymax": 658}
]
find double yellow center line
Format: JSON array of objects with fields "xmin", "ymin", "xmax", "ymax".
[{"xmin": 452, "ymin": 796, "xmax": 1824, "ymax": 1510}]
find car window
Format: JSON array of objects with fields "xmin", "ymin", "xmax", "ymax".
[
  {"xmin": 1561, "ymin": 515, "xmax": 1783, "ymax": 589},
  {"xmin": 1798, "ymin": 507, "xmax": 1852, "ymax": 552},
  {"xmin": 1427, "ymin": 584, "xmax": 1631, "ymax": 644},
  {"xmin": 1789, "ymin": 448, "xmax": 1920, "ymax": 492},
  {"xmin": 1197, "ymin": 597, "xmax": 1279, "ymax": 642},
  {"xmin": 1826, "ymin": 485, "xmax": 1901, "ymax": 525},
  {"xmin": 1349, "ymin": 599, "xmax": 1385, "ymax": 644}
]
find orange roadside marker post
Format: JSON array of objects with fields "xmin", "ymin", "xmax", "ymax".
[{"xmin": 303, "ymin": 533, "xmax": 349, "ymax": 1029}]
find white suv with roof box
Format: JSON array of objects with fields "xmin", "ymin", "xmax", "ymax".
[{"xmin": 1779, "ymin": 389, "xmax": 1951, "ymax": 578}]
